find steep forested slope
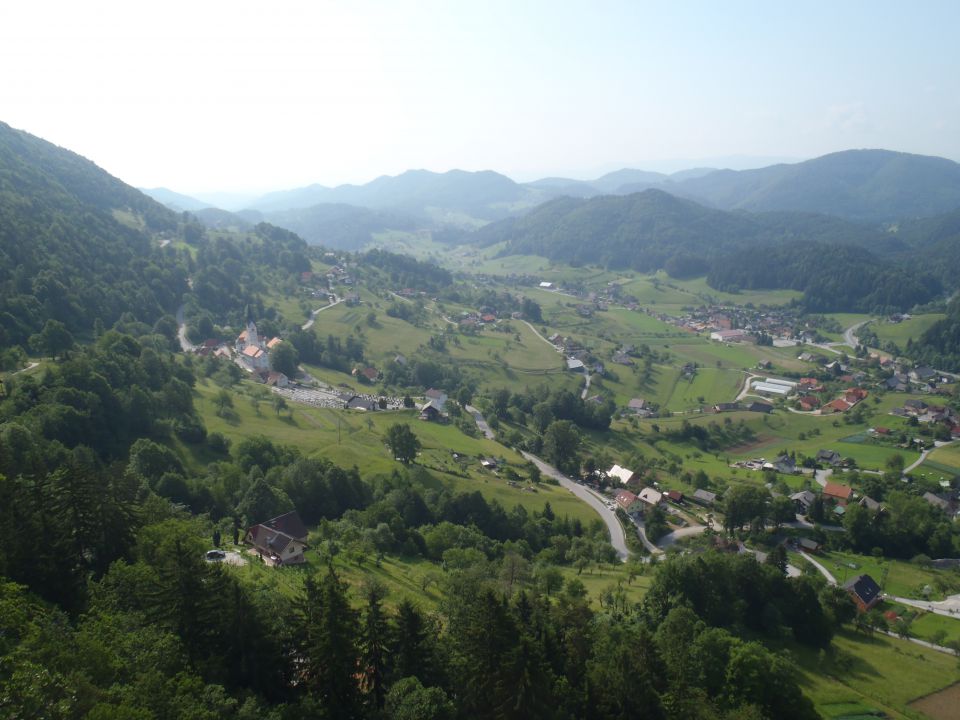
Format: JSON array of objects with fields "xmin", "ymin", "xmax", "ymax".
[{"xmin": 0, "ymin": 121, "xmax": 189, "ymax": 351}]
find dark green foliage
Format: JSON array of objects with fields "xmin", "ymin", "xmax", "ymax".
[
  {"xmin": 386, "ymin": 423, "xmax": 421, "ymax": 465},
  {"xmin": 362, "ymin": 248, "xmax": 452, "ymax": 292},
  {"xmin": 471, "ymin": 187, "xmax": 942, "ymax": 312},
  {"xmin": 260, "ymin": 203, "xmax": 418, "ymax": 249},
  {"xmin": 707, "ymin": 241, "xmax": 940, "ymax": 313},
  {"xmin": 298, "ymin": 566, "xmax": 363, "ymax": 719},
  {"xmin": 269, "ymin": 340, "xmax": 299, "ymax": 377},
  {"xmin": 0, "ymin": 122, "xmax": 189, "ymax": 350}
]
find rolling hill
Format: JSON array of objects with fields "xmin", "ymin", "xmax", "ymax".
[
  {"xmin": 471, "ymin": 188, "xmax": 938, "ymax": 312},
  {"xmin": 672, "ymin": 149, "xmax": 960, "ymax": 221},
  {"xmin": 245, "ymin": 168, "xmax": 540, "ymax": 222}
]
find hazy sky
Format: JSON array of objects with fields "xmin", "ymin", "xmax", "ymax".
[{"xmin": 3, "ymin": 1, "xmax": 959, "ymax": 194}]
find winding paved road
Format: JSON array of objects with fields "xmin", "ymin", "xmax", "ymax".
[
  {"xmin": 463, "ymin": 403, "xmax": 629, "ymax": 560},
  {"xmin": 520, "ymin": 450, "xmax": 630, "ymax": 561}
]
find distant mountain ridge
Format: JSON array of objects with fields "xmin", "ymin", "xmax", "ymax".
[
  {"xmin": 671, "ymin": 149, "xmax": 960, "ymax": 221},
  {"xmin": 245, "ymin": 168, "xmax": 539, "ymax": 221}
]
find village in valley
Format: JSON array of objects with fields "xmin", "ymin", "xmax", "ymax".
[{"xmin": 177, "ymin": 248, "xmax": 960, "ymax": 690}]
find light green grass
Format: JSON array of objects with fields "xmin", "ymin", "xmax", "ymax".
[
  {"xmin": 871, "ymin": 314, "xmax": 945, "ymax": 348},
  {"xmin": 823, "ymin": 550, "xmax": 960, "ymax": 600},
  {"xmin": 792, "ymin": 629, "xmax": 960, "ymax": 720},
  {"xmin": 194, "ymin": 380, "xmax": 600, "ymax": 526}
]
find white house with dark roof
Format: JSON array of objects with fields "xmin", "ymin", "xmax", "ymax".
[{"xmin": 245, "ymin": 510, "xmax": 309, "ymax": 566}]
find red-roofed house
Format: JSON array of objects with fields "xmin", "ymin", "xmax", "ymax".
[
  {"xmin": 844, "ymin": 388, "xmax": 868, "ymax": 405},
  {"xmin": 821, "ymin": 398, "xmax": 851, "ymax": 414},
  {"xmin": 823, "ymin": 482, "xmax": 853, "ymax": 506},
  {"xmin": 798, "ymin": 397, "xmax": 820, "ymax": 412},
  {"xmin": 615, "ymin": 489, "xmax": 638, "ymax": 511}
]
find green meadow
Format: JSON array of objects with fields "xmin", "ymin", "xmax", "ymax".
[{"xmin": 193, "ymin": 380, "xmax": 600, "ymax": 527}]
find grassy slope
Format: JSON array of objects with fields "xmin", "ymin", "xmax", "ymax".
[
  {"xmin": 871, "ymin": 314, "xmax": 946, "ymax": 348},
  {"xmin": 792, "ymin": 629, "xmax": 960, "ymax": 720},
  {"xmin": 194, "ymin": 380, "xmax": 600, "ymax": 527}
]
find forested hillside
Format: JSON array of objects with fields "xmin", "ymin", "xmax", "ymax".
[
  {"xmin": 0, "ymin": 121, "xmax": 190, "ymax": 362},
  {"xmin": 672, "ymin": 149, "xmax": 960, "ymax": 222},
  {"xmin": 472, "ymin": 189, "xmax": 936, "ymax": 311}
]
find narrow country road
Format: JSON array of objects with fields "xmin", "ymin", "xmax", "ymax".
[
  {"xmin": 844, "ymin": 320, "xmax": 869, "ymax": 348},
  {"xmin": 462, "ymin": 403, "xmax": 629, "ymax": 560},
  {"xmin": 794, "ymin": 551, "xmax": 837, "ymax": 584},
  {"xmin": 522, "ymin": 320, "xmax": 562, "ymax": 353},
  {"xmin": 176, "ymin": 304, "xmax": 196, "ymax": 352},
  {"xmin": 580, "ymin": 373, "xmax": 592, "ymax": 400},
  {"xmin": 520, "ymin": 450, "xmax": 630, "ymax": 561},
  {"xmin": 302, "ymin": 295, "xmax": 343, "ymax": 330},
  {"xmin": 464, "ymin": 405, "xmax": 494, "ymax": 440}
]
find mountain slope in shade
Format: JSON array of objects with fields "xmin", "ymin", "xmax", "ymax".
[{"xmin": 673, "ymin": 149, "xmax": 960, "ymax": 221}]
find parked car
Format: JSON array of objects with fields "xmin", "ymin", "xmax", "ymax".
[{"xmin": 205, "ymin": 549, "xmax": 226, "ymax": 561}]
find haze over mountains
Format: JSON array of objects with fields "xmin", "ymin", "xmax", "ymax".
[
  {"xmin": 143, "ymin": 148, "xmax": 960, "ymax": 247},
  {"xmin": 5, "ymin": 117, "xmax": 960, "ymax": 317}
]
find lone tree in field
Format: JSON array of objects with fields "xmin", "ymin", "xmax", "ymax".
[{"xmin": 386, "ymin": 423, "xmax": 420, "ymax": 465}]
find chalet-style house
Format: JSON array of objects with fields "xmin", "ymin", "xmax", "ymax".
[
  {"xmin": 843, "ymin": 574, "xmax": 882, "ymax": 612},
  {"xmin": 816, "ymin": 449, "xmax": 842, "ymax": 466},
  {"xmin": 791, "ymin": 490, "xmax": 816, "ymax": 514},
  {"xmin": 245, "ymin": 510, "xmax": 309, "ymax": 566}
]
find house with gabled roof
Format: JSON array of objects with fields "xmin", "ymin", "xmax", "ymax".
[
  {"xmin": 638, "ymin": 487, "xmax": 663, "ymax": 506},
  {"xmin": 843, "ymin": 574, "xmax": 882, "ymax": 611},
  {"xmin": 607, "ymin": 464, "xmax": 638, "ymax": 484},
  {"xmin": 692, "ymin": 488, "xmax": 717, "ymax": 506},
  {"xmin": 823, "ymin": 482, "xmax": 853, "ymax": 506},
  {"xmin": 245, "ymin": 510, "xmax": 309, "ymax": 566}
]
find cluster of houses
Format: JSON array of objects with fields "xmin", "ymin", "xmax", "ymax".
[
  {"xmin": 819, "ymin": 386, "xmax": 869, "ymax": 415},
  {"xmin": 890, "ymin": 398, "xmax": 960, "ymax": 436},
  {"xmin": 606, "ymin": 462, "xmax": 717, "ymax": 515},
  {"xmin": 235, "ymin": 320, "xmax": 284, "ymax": 372},
  {"xmin": 646, "ymin": 304, "xmax": 825, "ymax": 345},
  {"xmin": 457, "ymin": 307, "xmax": 506, "ymax": 330}
]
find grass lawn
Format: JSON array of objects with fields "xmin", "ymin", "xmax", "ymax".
[
  {"xmin": 923, "ymin": 442, "xmax": 960, "ymax": 472},
  {"xmin": 193, "ymin": 380, "xmax": 601, "ymax": 527},
  {"xmin": 871, "ymin": 314, "xmax": 946, "ymax": 348},
  {"xmin": 821, "ymin": 549, "xmax": 960, "ymax": 600},
  {"xmin": 791, "ymin": 628, "xmax": 960, "ymax": 720}
]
